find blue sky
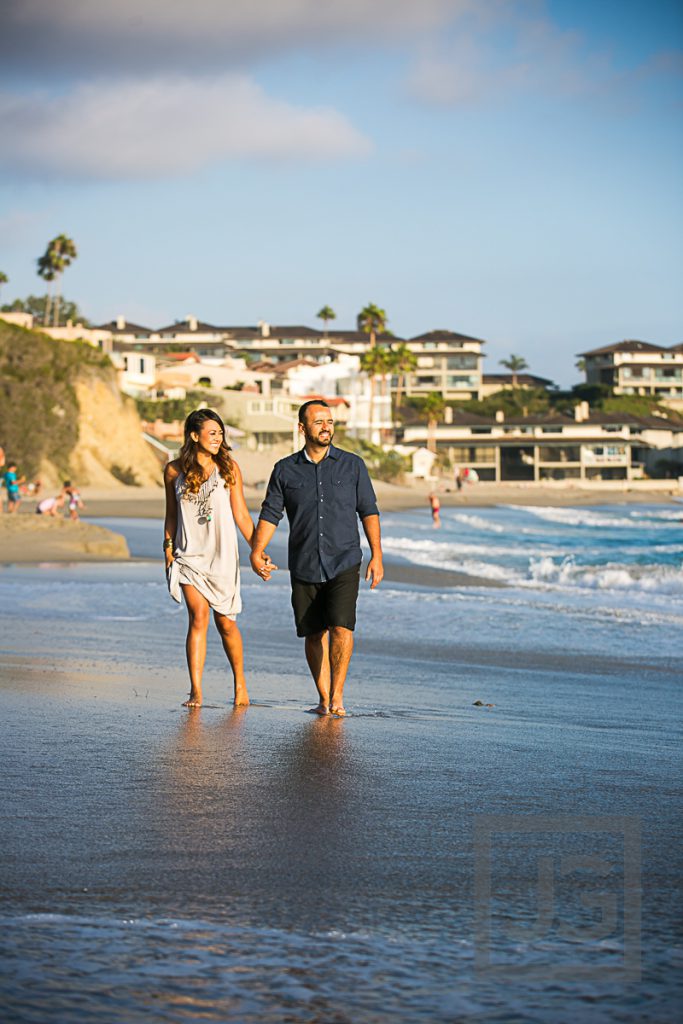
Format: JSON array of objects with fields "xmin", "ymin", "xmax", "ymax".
[{"xmin": 1, "ymin": 0, "xmax": 681, "ymax": 385}]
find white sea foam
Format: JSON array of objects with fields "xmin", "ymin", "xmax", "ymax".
[
  {"xmin": 449, "ymin": 512, "xmax": 505, "ymax": 533},
  {"xmin": 527, "ymin": 555, "xmax": 683, "ymax": 595},
  {"xmin": 629, "ymin": 508, "xmax": 683, "ymax": 522},
  {"xmin": 515, "ymin": 505, "xmax": 644, "ymax": 529}
]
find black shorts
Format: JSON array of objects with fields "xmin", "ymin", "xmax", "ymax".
[{"xmin": 291, "ymin": 564, "xmax": 361, "ymax": 638}]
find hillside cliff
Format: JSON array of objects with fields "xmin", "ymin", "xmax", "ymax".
[{"xmin": 0, "ymin": 319, "xmax": 161, "ymax": 487}]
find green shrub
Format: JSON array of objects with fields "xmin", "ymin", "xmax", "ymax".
[{"xmin": 0, "ymin": 320, "xmax": 111, "ymax": 477}]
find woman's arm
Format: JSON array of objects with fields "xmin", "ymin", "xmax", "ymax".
[
  {"xmin": 163, "ymin": 461, "xmax": 179, "ymax": 566},
  {"xmin": 229, "ymin": 459, "xmax": 255, "ymax": 545}
]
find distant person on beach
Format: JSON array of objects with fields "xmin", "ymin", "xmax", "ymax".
[
  {"xmin": 454, "ymin": 467, "xmax": 463, "ymax": 492},
  {"xmin": 4, "ymin": 462, "xmax": 24, "ymax": 514},
  {"xmin": 63, "ymin": 481, "xmax": 85, "ymax": 521},
  {"xmin": 429, "ymin": 492, "xmax": 441, "ymax": 528},
  {"xmin": 164, "ymin": 409, "xmax": 273, "ymax": 708},
  {"xmin": 250, "ymin": 400, "xmax": 383, "ymax": 717},
  {"xmin": 36, "ymin": 494, "xmax": 65, "ymax": 516}
]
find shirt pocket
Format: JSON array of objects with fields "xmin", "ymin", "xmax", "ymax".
[
  {"xmin": 284, "ymin": 480, "xmax": 307, "ymax": 506},
  {"xmin": 332, "ymin": 479, "xmax": 355, "ymax": 505}
]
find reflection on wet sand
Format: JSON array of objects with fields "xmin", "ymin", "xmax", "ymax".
[{"xmin": 147, "ymin": 707, "xmax": 370, "ymax": 930}]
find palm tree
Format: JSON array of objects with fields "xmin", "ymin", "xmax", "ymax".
[
  {"xmin": 357, "ymin": 302, "xmax": 388, "ymax": 349},
  {"xmin": 390, "ymin": 342, "xmax": 417, "ymax": 419},
  {"xmin": 423, "ymin": 392, "xmax": 445, "ymax": 453},
  {"xmin": 357, "ymin": 304, "xmax": 388, "ymax": 439},
  {"xmin": 499, "ymin": 354, "xmax": 528, "ymax": 388},
  {"xmin": 48, "ymin": 235, "xmax": 78, "ymax": 326},
  {"xmin": 37, "ymin": 250, "xmax": 57, "ymax": 326},
  {"xmin": 360, "ymin": 346, "xmax": 390, "ymax": 443},
  {"xmin": 0, "ymin": 271, "xmax": 7, "ymax": 304},
  {"xmin": 316, "ymin": 305, "xmax": 336, "ymax": 337}
]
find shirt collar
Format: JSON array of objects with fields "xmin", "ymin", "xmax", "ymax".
[{"xmin": 298, "ymin": 443, "xmax": 339, "ymax": 463}]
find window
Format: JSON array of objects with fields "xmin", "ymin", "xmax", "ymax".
[
  {"xmin": 446, "ymin": 355, "xmax": 478, "ymax": 370},
  {"xmin": 139, "ymin": 358, "xmax": 145, "ymax": 374},
  {"xmin": 538, "ymin": 446, "xmax": 581, "ymax": 462},
  {"xmin": 540, "ymin": 426, "xmax": 562, "ymax": 434}
]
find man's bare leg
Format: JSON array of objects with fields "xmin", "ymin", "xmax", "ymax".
[
  {"xmin": 304, "ymin": 629, "xmax": 331, "ymax": 713},
  {"xmin": 181, "ymin": 584, "xmax": 210, "ymax": 706},
  {"xmin": 328, "ymin": 626, "xmax": 354, "ymax": 716},
  {"xmin": 214, "ymin": 611, "xmax": 249, "ymax": 706}
]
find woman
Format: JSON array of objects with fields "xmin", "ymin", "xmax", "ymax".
[{"xmin": 164, "ymin": 409, "xmax": 272, "ymax": 708}]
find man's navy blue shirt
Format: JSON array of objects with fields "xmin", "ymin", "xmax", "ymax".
[{"xmin": 259, "ymin": 444, "xmax": 379, "ymax": 583}]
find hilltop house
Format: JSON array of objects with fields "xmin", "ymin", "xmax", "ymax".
[{"xmin": 578, "ymin": 340, "xmax": 683, "ymax": 407}]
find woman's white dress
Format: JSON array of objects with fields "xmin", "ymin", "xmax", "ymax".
[{"xmin": 167, "ymin": 467, "xmax": 241, "ymax": 618}]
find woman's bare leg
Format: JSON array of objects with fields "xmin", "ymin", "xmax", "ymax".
[
  {"xmin": 214, "ymin": 612, "xmax": 249, "ymax": 706},
  {"xmin": 181, "ymin": 584, "xmax": 210, "ymax": 706}
]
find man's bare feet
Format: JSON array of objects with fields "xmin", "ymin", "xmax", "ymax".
[
  {"xmin": 182, "ymin": 693, "xmax": 202, "ymax": 707},
  {"xmin": 329, "ymin": 705, "xmax": 346, "ymax": 717},
  {"xmin": 308, "ymin": 703, "xmax": 329, "ymax": 715},
  {"xmin": 233, "ymin": 688, "xmax": 250, "ymax": 707}
]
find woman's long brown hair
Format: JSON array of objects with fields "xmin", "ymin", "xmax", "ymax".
[{"xmin": 179, "ymin": 409, "xmax": 235, "ymax": 493}]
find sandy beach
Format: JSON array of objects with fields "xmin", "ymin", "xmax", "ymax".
[
  {"xmin": 2, "ymin": 471, "xmax": 680, "ymax": 566},
  {"xmin": 1, "ymin": 529, "xmax": 681, "ymax": 1021}
]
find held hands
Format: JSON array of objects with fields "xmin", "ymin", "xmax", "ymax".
[
  {"xmin": 366, "ymin": 555, "xmax": 384, "ymax": 590},
  {"xmin": 250, "ymin": 550, "xmax": 278, "ymax": 581}
]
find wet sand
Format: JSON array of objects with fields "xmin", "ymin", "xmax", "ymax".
[{"xmin": 0, "ymin": 562, "xmax": 681, "ymax": 1021}]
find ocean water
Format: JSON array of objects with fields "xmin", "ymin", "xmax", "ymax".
[{"xmin": 0, "ymin": 504, "xmax": 681, "ymax": 1022}]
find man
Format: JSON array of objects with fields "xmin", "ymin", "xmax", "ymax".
[{"xmin": 250, "ymin": 400, "xmax": 383, "ymax": 716}]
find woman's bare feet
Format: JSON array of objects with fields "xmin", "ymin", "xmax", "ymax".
[
  {"xmin": 329, "ymin": 705, "xmax": 346, "ymax": 717},
  {"xmin": 182, "ymin": 692, "xmax": 202, "ymax": 707},
  {"xmin": 233, "ymin": 687, "xmax": 250, "ymax": 707}
]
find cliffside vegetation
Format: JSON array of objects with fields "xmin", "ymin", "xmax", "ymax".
[{"xmin": 0, "ymin": 319, "xmax": 110, "ymax": 477}]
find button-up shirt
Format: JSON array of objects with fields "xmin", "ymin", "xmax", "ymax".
[{"xmin": 259, "ymin": 444, "xmax": 380, "ymax": 583}]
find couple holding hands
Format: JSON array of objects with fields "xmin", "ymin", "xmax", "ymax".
[{"xmin": 163, "ymin": 401, "xmax": 383, "ymax": 716}]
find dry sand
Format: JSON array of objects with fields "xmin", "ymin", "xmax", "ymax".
[{"xmin": 0, "ymin": 514, "xmax": 129, "ymax": 562}]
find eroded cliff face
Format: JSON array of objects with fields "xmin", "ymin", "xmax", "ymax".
[{"xmin": 69, "ymin": 370, "xmax": 162, "ymax": 487}]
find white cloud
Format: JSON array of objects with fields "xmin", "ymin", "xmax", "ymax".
[{"xmin": 0, "ymin": 75, "xmax": 371, "ymax": 180}]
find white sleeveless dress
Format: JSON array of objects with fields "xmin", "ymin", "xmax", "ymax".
[{"xmin": 167, "ymin": 467, "xmax": 242, "ymax": 618}]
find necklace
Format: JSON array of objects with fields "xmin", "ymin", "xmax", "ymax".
[{"xmin": 183, "ymin": 468, "xmax": 219, "ymax": 525}]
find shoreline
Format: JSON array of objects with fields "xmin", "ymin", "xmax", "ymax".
[{"xmin": 1, "ymin": 480, "xmax": 679, "ymax": 566}]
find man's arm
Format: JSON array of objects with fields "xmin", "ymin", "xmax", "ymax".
[
  {"xmin": 250, "ymin": 518, "xmax": 278, "ymax": 580},
  {"xmin": 361, "ymin": 514, "xmax": 383, "ymax": 589},
  {"xmin": 250, "ymin": 463, "xmax": 285, "ymax": 579}
]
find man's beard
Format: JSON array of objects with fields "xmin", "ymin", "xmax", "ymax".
[{"xmin": 307, "ymin": 429, "xmax": 333, "ymax": 447}]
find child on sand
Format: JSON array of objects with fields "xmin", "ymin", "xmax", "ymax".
[
  {"xmin": 63, "ymin": 481, "xmax": 85, "ymax": 521},
  {"xmin": 36, "ymin": 494, "xmax": 66, "ymax": 516},
  {"xmin": 4, "ymin": 462, "xmax": 25, "ymax": 514}
]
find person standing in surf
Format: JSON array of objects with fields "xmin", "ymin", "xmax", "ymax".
[
  {"xmin": 163, "ymin": 409, "xmax": 273, "ymax": 708},
  {"xmin": 250, "ymin": 400, "xmax": 383, "ymax": 717}
]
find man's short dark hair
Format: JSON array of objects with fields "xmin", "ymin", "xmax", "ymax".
[{"xmin": 298, "ymin": 399, "xmax": 330, "ymax": 424}]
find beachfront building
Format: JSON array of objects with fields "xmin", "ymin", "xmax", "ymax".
[
  {"xmin": 400, "ymin": 404, "xmax": 683, "ymax": 482},
  {"xmin": 578, "ymin": 340, "xmax": 683, "ymax": 406}
]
